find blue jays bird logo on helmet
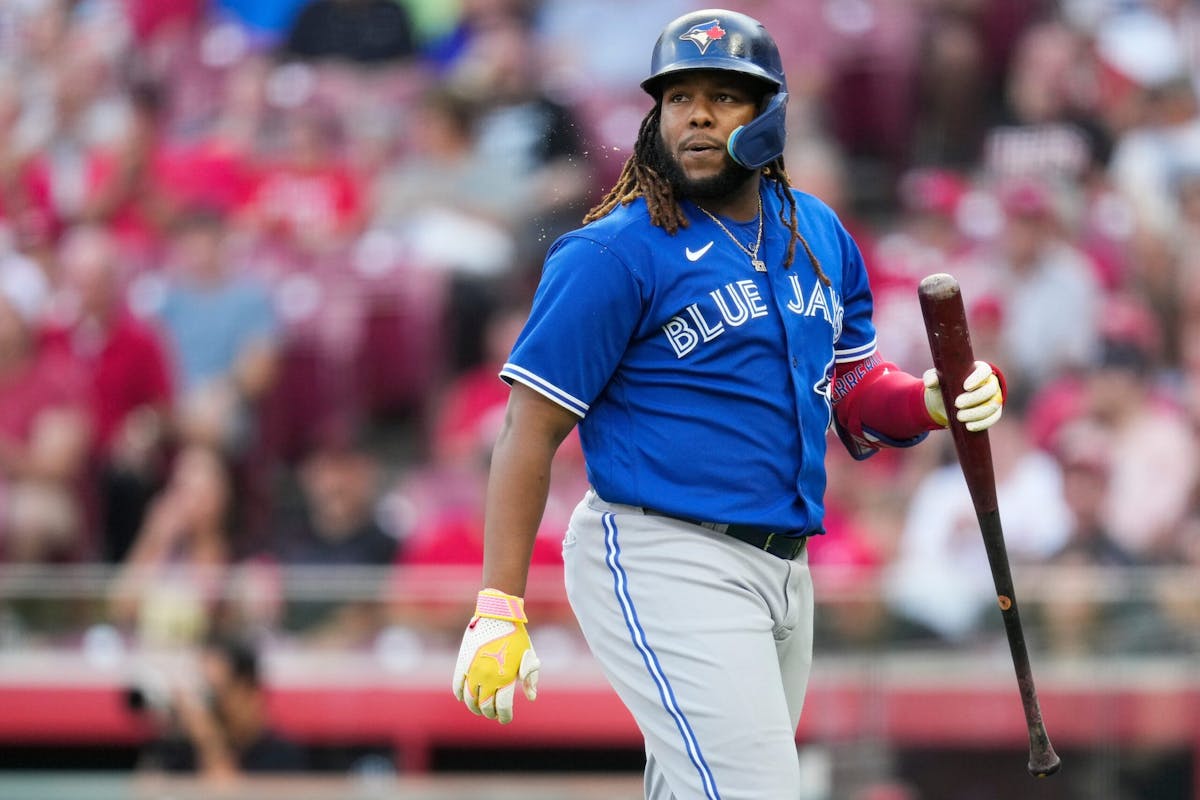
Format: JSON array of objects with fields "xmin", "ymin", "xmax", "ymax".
[{"xmin": 679, "ymin": 20, "xmax": 726, "ymax": 54}]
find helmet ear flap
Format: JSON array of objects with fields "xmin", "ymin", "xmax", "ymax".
[{"xmin": 727, "ymin": 92, "xmax": 788, "ymax": 169}]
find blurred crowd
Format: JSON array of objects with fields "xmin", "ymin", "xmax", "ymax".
[{"xmin": 0, "ymin": 0, "xmax": 1199, "ymax": 667}]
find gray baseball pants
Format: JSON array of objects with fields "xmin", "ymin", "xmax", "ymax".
[{"xmin": 562, "ymin": 489, "xmax": 814, "ymax": 799}]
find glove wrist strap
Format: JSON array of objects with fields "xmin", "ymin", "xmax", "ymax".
[{"xmin": 475, "ymin": 588, "xmax": 527, "ymax": 623}]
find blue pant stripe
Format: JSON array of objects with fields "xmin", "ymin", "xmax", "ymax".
[{"xmin": 601, "ymin": 513, "xmax": 720, "ymax": 800}]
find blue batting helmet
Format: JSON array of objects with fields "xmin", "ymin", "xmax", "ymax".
[{"xmin": 641, "ymin": 10, "xmax": 789, "ymax": 169}]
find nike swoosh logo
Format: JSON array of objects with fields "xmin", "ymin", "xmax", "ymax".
[{"xmin": 685, "ymin": 241, "xmax": 714, "ymax": 261}]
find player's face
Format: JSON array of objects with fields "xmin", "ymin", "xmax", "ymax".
[{"xmin": 655, "ymin": 71, "xmax": 759, "ymax": 199}]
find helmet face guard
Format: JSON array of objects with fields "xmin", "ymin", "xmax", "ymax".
[{"xmin": 642, "ymin": 10, "xmax": 788, "ymax": 169}]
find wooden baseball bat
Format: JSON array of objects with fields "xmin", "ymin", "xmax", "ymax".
[{"xmin": 917, "ymin": 272, "xmax": 1061, "ymax": 778}]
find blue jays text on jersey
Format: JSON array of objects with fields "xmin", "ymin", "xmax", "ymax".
[
  {"xmin": 501, "ymin": 183, "xmax": 878, "ymax": 536},
  {"xmin": 661, "ymin": 271, "xmax": 846, "ymax": 359}
]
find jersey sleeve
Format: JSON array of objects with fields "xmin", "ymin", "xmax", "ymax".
[
  {"xmin": 832, "ymin": 222, "xmax": 877, "ymax": 364},
  {"xmin": 500, "ymin": 235, "xmax": 643, "ymax": 418}
]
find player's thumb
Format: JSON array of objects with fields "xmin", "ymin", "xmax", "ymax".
[
  {"xmin": 518, "ymin": 647, "xmax": 540, "ymax": 701},
  {"xmin": 922, "ymin": 368, "xmax": 948, "ymax": 428}
]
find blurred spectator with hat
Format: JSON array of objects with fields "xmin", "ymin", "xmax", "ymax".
[
  {"xmin": 1034, "ymin": 419, "xmax": 1137, "ymax": 657},
  {"xmin": 272, "ymin": 419, "xmax": 395, "ymax": 569},
  {"xmin": 367, "ymin": 85, "xmax": 519, "ymax": 372},
  {"xmin": 982, "ymin": 17, "xmax": 1135, "ymax": 294},
  {"xmin": 1059, "ymin": 295, "xmax": 1197, "ymax": 562},
  {"xmin": 983, "ymin": 19, "xmax": 1100, "ymax": 186},
  {"xmin": 135, "ymin": 632, "xmax": 308, "ymax": 779},
  {"xmin": 869, "ymin": 165, "xmax": 974, "ymax": 374},
  {"xmin": 250, "ymin": 417, "xmax": 398, "ymax": 646},
  {"xmin": 1100, "ymin": 7, "xmax": 1200, "ymax": 241},
  {"xmin": 1047, "ymin": 420, "xmax": 1132, "ymax": 567},
  {"xmin": 443, "ymin": 11, "xmax": 590, "ymax": 271},
  {"xmin": 962, "ymin": 174, "xmax": 1104, "ymax": 406},
  {"xmin": 1098, "ymin": 8, "xmax": 1200, "ymax": 366}
]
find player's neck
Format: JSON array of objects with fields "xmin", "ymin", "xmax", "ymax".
[{"xmin": 693, "ymin": 176, "xmax": 762, "ymax": 223}]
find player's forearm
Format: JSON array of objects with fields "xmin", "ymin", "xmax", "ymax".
[
  {"xmin": 481, "ymin": 439, "xmax": 551, "ymax": 596},
  {"xmin": 851, "ymin": 367, "xmax": 938, "ymax": 439},
  {"xmin": 480, "ymin": 386, "xmax": 578, "ymax": 596},
  {"xmin": 833, "ymin": 355, "xmax": 938, "ymax": 442}
]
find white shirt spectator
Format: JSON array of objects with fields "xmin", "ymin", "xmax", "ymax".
[{"xmin": 886, "ymin": 424, "xmax": 1073, "ymax": 641}]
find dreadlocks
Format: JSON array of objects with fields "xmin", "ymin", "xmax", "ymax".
[{"xmin": 584, "ymin": 105, "xmax": 831, "ymax": 287}]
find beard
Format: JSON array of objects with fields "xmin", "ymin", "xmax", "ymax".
[{"xmin": 652, "ymin": 132, "xmax": 755, "ymax": 202}]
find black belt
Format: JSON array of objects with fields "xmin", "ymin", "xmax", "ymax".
[{"xmin": 644, "ymin": 510, "xmax": 809, "ymax": 560}]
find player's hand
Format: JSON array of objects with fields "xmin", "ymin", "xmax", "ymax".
[
  {"xmin": 923, "ymin": 361, "xmax": 1004, "ymax": 432},
  {"xmin": 452, "ymin": 588, "xmax": 540, "ymax": 724}
]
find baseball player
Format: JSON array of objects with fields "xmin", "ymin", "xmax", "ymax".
[{"xmin": 452, "ymin": 9, "xmax": 1006, "ymax": 798}]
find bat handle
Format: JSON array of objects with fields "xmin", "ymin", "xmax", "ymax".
[{"xmin": 918, "ymin": 273, "xmax": 998, "ymax": 513}]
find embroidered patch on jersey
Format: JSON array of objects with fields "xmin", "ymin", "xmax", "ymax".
[{"xmin": 679, "ymin": 20, "xmax": 725, "ymax": 54}]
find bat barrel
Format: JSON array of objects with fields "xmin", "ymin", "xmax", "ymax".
[{"xmin": 918, "ymin": 274, "xmax": 998, "ymax": 513}]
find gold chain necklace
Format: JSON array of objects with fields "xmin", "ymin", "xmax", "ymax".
[{"xmin": 697, "ymin": 196, "xmax": 766, "ymax": 272}]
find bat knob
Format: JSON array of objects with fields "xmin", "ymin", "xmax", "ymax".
[
  {"xmin": 917, "ymin": 272, "xmax": 959, "ymax": 301},
  {"xmin": 1028, "ymin": 747, "xmax": 1061, "ymax": 778}
]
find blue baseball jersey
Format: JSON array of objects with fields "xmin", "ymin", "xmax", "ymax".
[{"xmin": 501, "ymin": 183, "xmax": 877, "ymax": 535}]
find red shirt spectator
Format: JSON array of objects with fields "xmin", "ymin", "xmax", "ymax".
[
  {"xmin": 0, "ymin": 340, "xmax": 88, "ymax": 449},
  {"xmin": 42, "ymin": 226, "xmax": 174, "ymax": 562},
  {"xmin": 238, "ymin": 110, "xmax": 366, "ymax": 252},
  {"xmin": 42, "ymin": 310, "xmax": 172, "ymax": 456},
  {"xmin": 0, "ymin": 256, "xmax": 92, "ymax": 562},
  {"xmin": 43, "ymin": 226, "xmax": 173, "ymax": 457},
  {"xmin": 244, "ymin": 161, "xmax": 363, "ymax": 241}
]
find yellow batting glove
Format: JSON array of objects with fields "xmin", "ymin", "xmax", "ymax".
[
  {"xmin": 923, "ymin": 361, "xmax": 1005, "ymax": 432},
  {"xmin": 452, "ymin": 589, "xmax": 540, "ymax": 724}
]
